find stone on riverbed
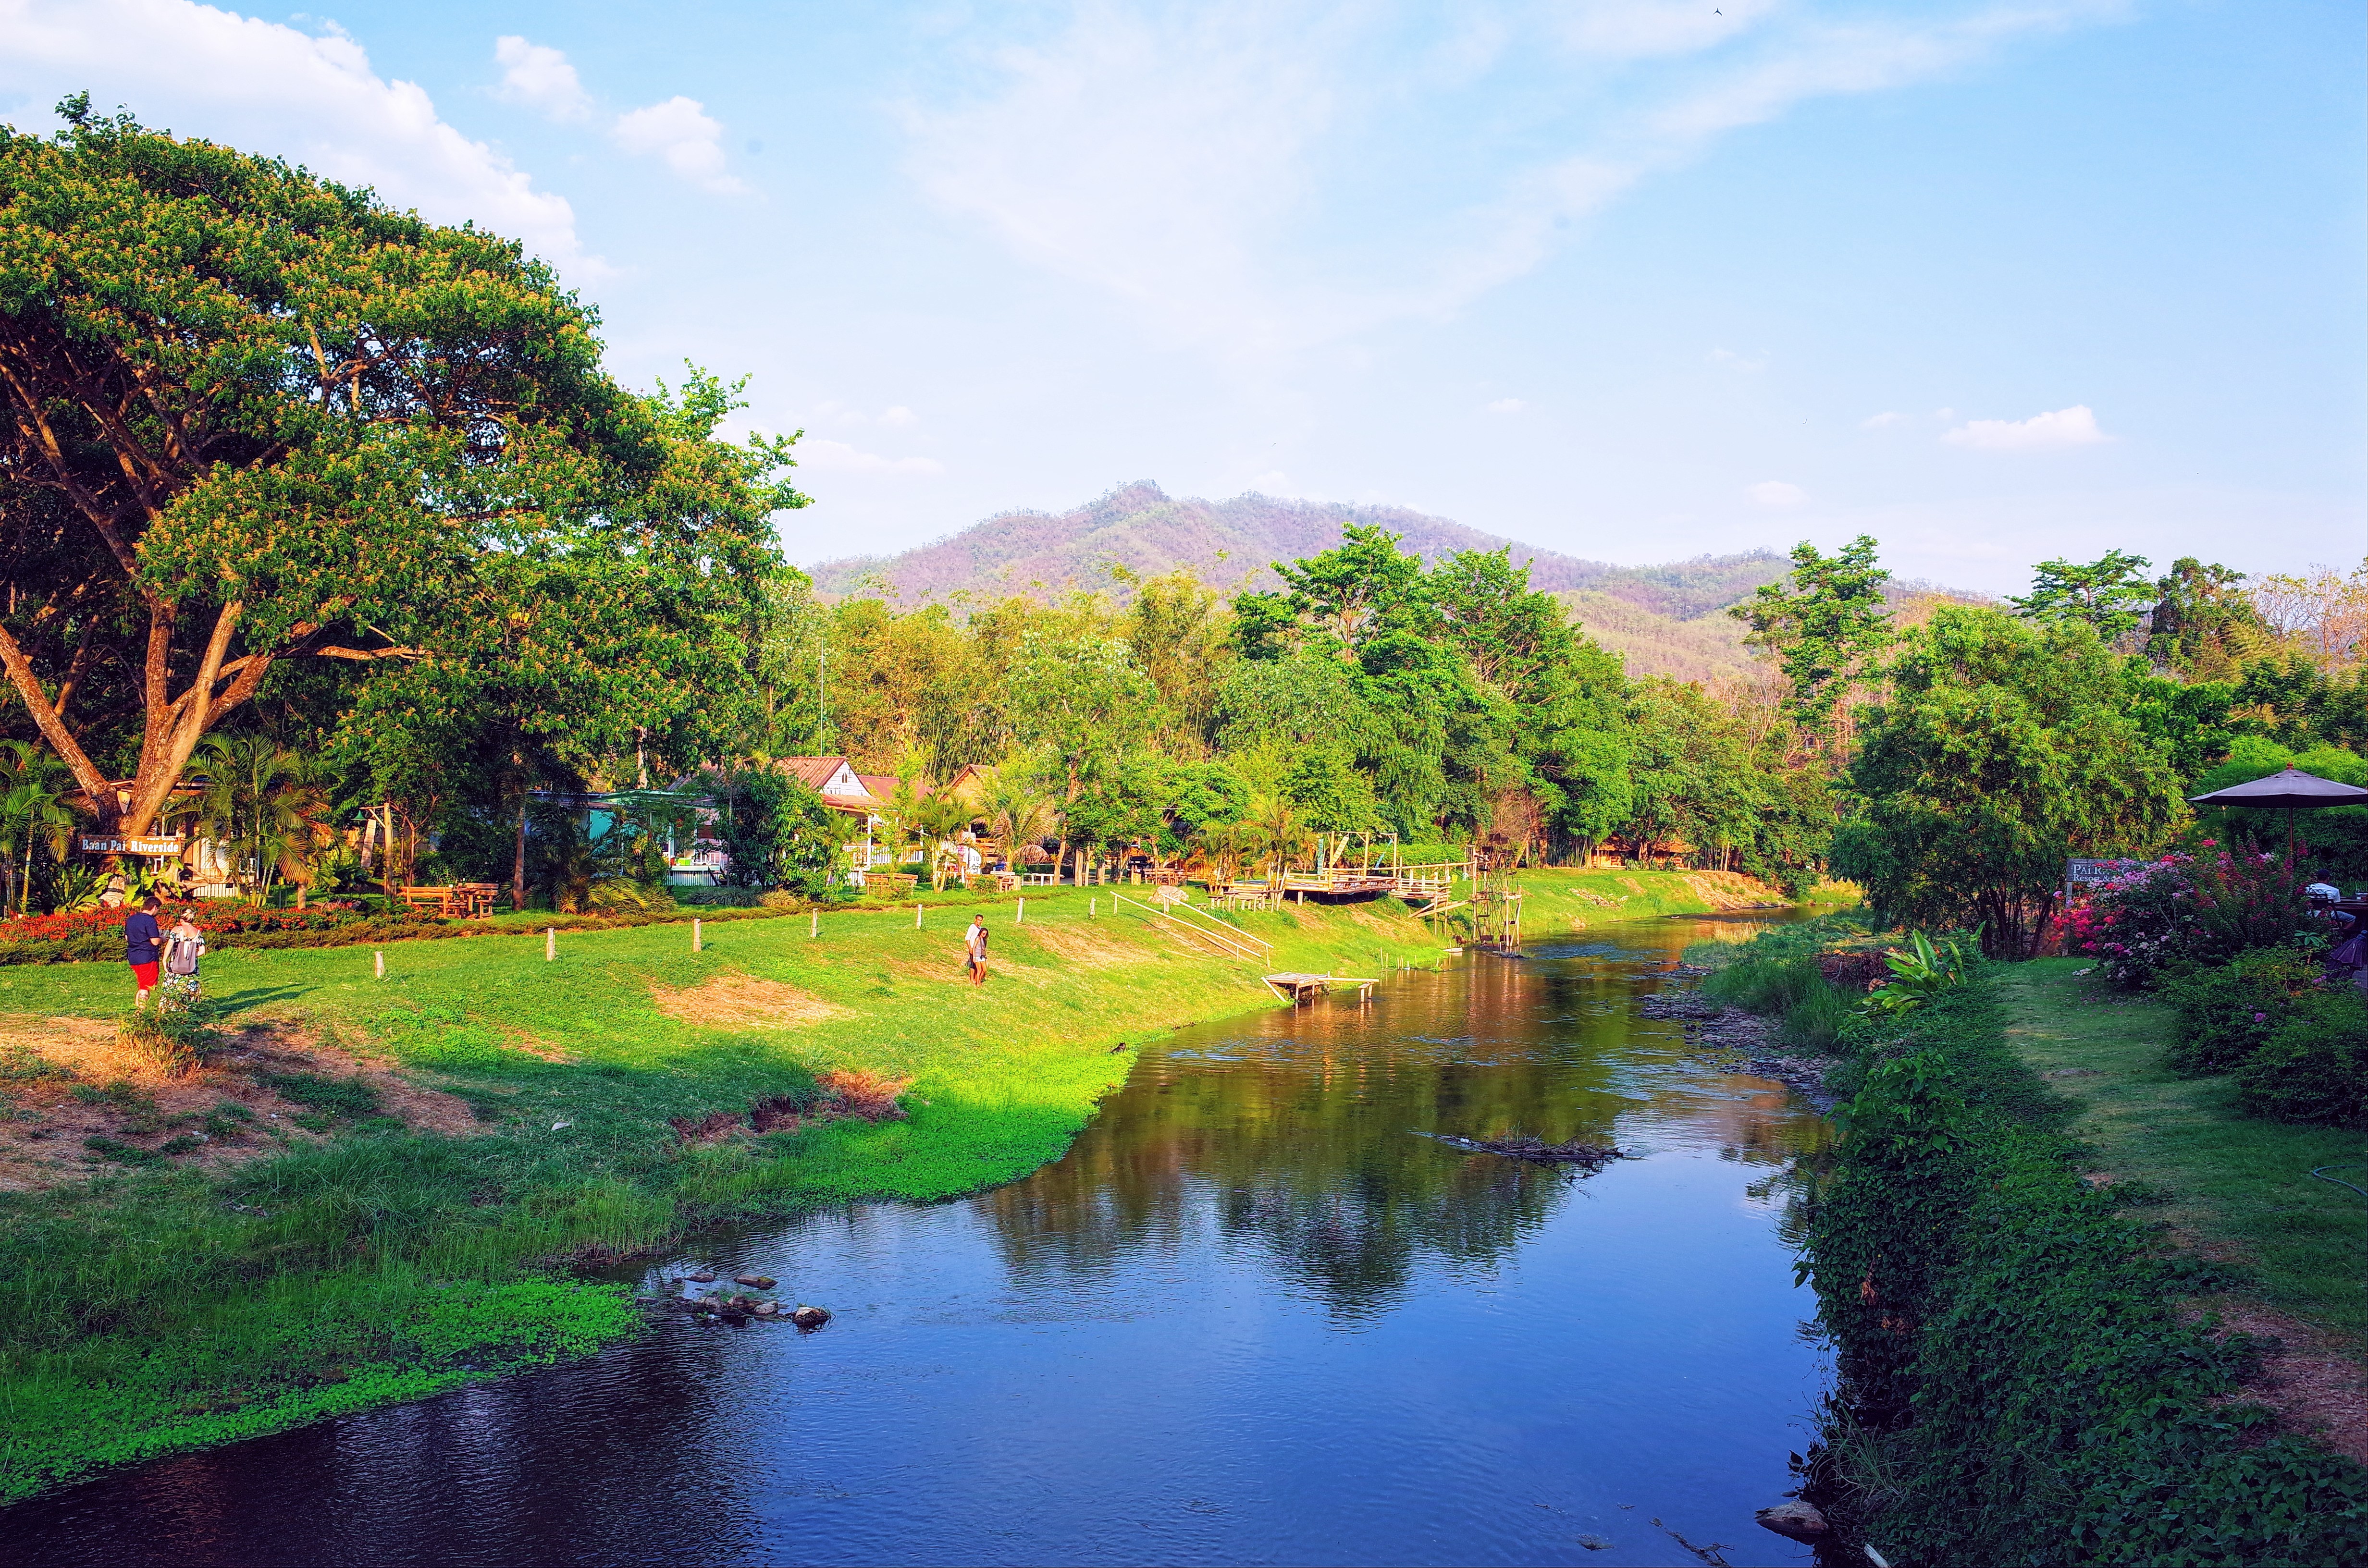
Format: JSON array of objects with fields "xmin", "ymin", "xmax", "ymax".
[
  {"xmin": 685, "ymin": 1269, "xmax": 716, "ymax": 1283},
  {"xmin": 1754, "ymin": 1500, "xmax": 1828, "ymax": 1541},
  {"xmin": 734, "ymin": 1274, "xmax": 776, "ymax": 1288}
]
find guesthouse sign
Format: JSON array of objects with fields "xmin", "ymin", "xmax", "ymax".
[
  {"xmin": 77, "ymin": 834, "xmax": 184, "ymax": 858},
  {"xmin": 2065, "ymin": 858, "xmax": 2146, "ymax": 886}
]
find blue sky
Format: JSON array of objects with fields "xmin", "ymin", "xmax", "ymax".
[{"xmin": 3, "ymin": 0, "xmax": 2360, "ymax": 591}]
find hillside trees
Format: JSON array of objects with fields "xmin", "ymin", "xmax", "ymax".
[
  {"xmin": 0, "ymin": 105, "xmax": 796, "ymax": 840},
  {"xmin": 1732, "ymin": 536, "xmax": 1893, "ymax": 739}
]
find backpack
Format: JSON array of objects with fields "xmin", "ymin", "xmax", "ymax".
[{"xmin": 165, "ymin": 931, "xmax": 204, "ymax": 977}]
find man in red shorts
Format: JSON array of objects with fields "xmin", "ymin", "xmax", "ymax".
[{"xmin": 123, "ymin": 892, "xmax": 163, "ymax": 1008}]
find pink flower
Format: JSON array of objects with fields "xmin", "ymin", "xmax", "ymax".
[
  {"xmin": 2201, "ymin": 839, "xmax": 2217, "ymax": 847},
  {"xmin": 2254, "ymin": 1012, "xmax": 2268, "ymax": 1023}
]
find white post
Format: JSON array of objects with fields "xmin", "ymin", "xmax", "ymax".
[
  {"xmin": 915, "ymin": 904, "xmax": 924, "ymax": 929},
  {"xmin": 1091, "ymin": 896, "xmax": 1097, "ymax": 918},
  {"xmin": 693, "ymin": 918, "xmax": 702, "ymax": 952},
  {"xmin": 811, "ymin": 909, "xmax": 819, "ymax": 939},
  {"xmin": 1016, "ymin": 897, "xmax": 1025, "ymax": 924},
  {"xmin": 545, "ymin": 927, "xmax": 555, "ymax": 961},
  {"xmin": 374, "ymin": 950, "xmax": 384, "ymax": 980}
]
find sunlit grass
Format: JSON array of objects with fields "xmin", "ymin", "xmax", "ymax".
[{"xmin": 1999, "ymin": 959, "xmax": 2368, "ymax": 1346}]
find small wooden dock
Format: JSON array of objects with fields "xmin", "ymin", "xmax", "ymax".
[{"xmin": 1262, "ymin": 971, "xmax": 1381, "ymax": 1005}]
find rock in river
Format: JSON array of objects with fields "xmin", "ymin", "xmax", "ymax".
[
  {"xmin": 789, "ymin": 1304, "xmax": 832, "ymax": 1330},
  {"xmin": 1754, "ymin": 1499, "xmax": 1829, "ymax": 1542},
  {"xmin": 734, "ymin": 1274, "xmax": 777, "ymax": 1288}
]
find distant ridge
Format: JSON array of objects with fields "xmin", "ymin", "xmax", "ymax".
[
  {"xmin": 802, "ymin": 481, "xmax": 1885, "ymax": 681},
  {"xmin": 804, "ymin": 481, "xmax": 1631, "ymax": 601}
]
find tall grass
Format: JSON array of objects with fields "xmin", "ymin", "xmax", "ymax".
[{"xmin": 1693, "ymin": 912, "xmax": 1867, "ymax": 1051}]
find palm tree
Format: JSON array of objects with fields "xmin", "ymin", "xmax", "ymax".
[
  {"xmin": 0, "ymin": 743, "xmax": 77, "ymax": 915},
  {"xmin": 911, "ymin": 795, "xmax": 974, "ymax": 891},
  {"xmin": 1248, "ymin": 794, "xmax": 1312, "ymax": 882},
  {"xmin": 191, "ymin": 735, "xmax": 332, "ymax": 903},
  {"xmin": 1190, "ymin": 819, "xmax": 1258, "ymax": 885},
  {"xmin": 979, "ymin": 770, "xmax": 1054, "ymax": 875}
]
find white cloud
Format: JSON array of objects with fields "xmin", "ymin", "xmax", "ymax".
[
  {"xmin": 1483, "ymin": 397, "xmax": 1525, "ymax": 414},
  {"xmin": 877, "ymin": 405, "xmax": 918, "ymax": 427},
  {"xmin": 798, "ymin": 438, "xmax": 942, "ymax": 476},
  {"xmin": 612, "ymin": 96, "xmax": 743, "ymax": 194},
  {"xmin": 1862, "ymin": 411, "xmax": 1904, "ymax": 428},
  {"xmin": 1748, "ymin": 480, "xmax": 1808, "ymax": 507},
  {"xmin": 1710, "ymin": 348, "xmax": 1766, "ymax": 372},
  {"xmin": 493, "ymin": 36, "xmax": 591, "ymax": 123},
  {"xmin": 900, "ymin": 1, "xmax": 2115, "ymax": 355},
  {"xmin": 0, "ymin": 0, "xmax": 595, "ymax": 275},
  {"xmin": 1943, "ymin": 404, "xmax": 2109, "ymax": 451}
]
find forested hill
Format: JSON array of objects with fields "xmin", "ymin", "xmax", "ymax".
[
  {"xmin": 803, "ymin": 481, "xmax": 1798, "ymax": 680},
  {"xmin": 805, "ymin": 481, "xmax": 1627, "ymax": 599}
]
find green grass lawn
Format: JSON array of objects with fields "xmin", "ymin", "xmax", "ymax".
[
  {"xmin": 0, "ymin": 886, "xmax": 1444, "ymax": 1499},
  {"xmin": 1998, "ymin": 959, "xmax": 2368, "ymax": 1347}
]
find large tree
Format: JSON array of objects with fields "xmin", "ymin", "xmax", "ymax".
[
  {"xmin": 1834, "ymin": 606, "xmax": 2184, "ymax": 956},
  {"xmin": 0, "ymin": 102, "xmax": 798, "ymax": 835}
]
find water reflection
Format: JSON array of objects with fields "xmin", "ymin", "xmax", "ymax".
[{"xmin": 7, "ymin": 915, "xmax": 1832, "ymax": 1568}]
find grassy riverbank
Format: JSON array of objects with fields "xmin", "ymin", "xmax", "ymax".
[
  {"xmin": 1792, "ymin": 964, "xmax": 2368, "ymax": 1566},
  {"xmin": 1998, "ymin": 960, "xmax": 2368, "ymax": 1348},
  {"xmin": 1505, "ymin": 866, "xmax": 1850, "ymax": 927},
  {"xmin": 0, "ymin": 888, "xmax": 1442, "ymax": 1501}
]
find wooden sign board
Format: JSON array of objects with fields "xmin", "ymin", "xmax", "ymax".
[
  {"xmin": 2066, "ymin": 858, "xmax": 2146, "ymax": 886},
  {"xmin": 77, "ymin": 835, "xmax": 185, "ymax": 858}
]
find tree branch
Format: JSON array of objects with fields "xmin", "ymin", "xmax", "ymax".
[{"xmin": 0, "ymin": 619, "xmax": 112, "ymax": 808}]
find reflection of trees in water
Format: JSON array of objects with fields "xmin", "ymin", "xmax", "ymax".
[{"xmin": 975, "ymin": 925, "xmax": 1826, "ymax": 1317}]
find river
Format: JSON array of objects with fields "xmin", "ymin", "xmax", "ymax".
[{"xmin": 6, "ymin": 915, "xmax": 1832, "ymax": 1567}]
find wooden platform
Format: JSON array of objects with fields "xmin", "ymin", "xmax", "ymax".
[{"xmin": 1262, "ymin": 971, "xmax": 1381, "ymax": 1004}]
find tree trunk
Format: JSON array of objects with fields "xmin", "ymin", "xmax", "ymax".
[{"xmin": 513, "ymin": 789, "xmax": 529, "ymax": 912}]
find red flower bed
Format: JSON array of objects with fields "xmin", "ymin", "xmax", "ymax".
[{"xmin": 0, "ymin": 899, "xmax": 404, "ymax": 946}]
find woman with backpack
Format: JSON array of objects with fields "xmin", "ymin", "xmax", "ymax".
[{"xmin": 159, "ymin": 906, "xmax": 206, "ymax": 1011}]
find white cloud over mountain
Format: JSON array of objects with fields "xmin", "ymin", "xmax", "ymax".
[
  {"xmin": 0, "ymin": 0, "xmax": 596, "ymax": 274},
  {"xmin": 901, "ymin": 0, "xmax": 2118, "ymax": 356},
  {"xmin": 1944, "ymin": 404, "xmax": 2109, "ymax": 451}
]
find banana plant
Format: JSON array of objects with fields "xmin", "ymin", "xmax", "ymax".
[{"xmin": 1859, "ymin": 928, "xmax": 1982, "ymax": 1019}]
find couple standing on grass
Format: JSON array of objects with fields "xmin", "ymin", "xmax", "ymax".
[{"xmin": 123, "ymin": 894, "xmax": 205, "ymax": 1010}]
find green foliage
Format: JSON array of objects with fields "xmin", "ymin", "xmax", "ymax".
[
  {"xmin": 2189, "ymin": 738, "xmax": 2368, "ymax": 882},
  {"xmin": 1856, "ymin": 930, "xmax": 1978, "ymax": 1020},
  {"xmin": 2008, "ymin": 549, "xmax": 2156, "ymax": 640},
  {"xmin": 2236, "ymin": 992, "xmax": 2368, "ymax": 1127},
  {"xmin": 706, "ymin": 768, "xmax": 848, "ymax": 890},
  {"xmin": 2159, "ymin": 946, "xmax": 2329, "ymax": 1076},
  {"xmin": 0, "ymin": 113, "xmax": 794, "ymax": 840},
  {"xmin": 1731, "ymin": 535, "xmax": 1892, "ymax": 731},
  {"xmin": 1800, "ymin": 975, "xmax": 2368, "ymax": 1566},
  {"xmin": 1837, "ymin": 606, "xmax": 2185, "ymax": 957}
]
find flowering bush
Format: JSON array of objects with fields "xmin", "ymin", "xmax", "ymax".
[{"xmin": 2062, "ymin": 840, "xmax": 2317, "ymax": 988}]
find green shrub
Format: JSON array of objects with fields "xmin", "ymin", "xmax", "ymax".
[
  {"xmin": 2236, "ymin": 993, "xmax": 2368, "ymax": 1127},
  {"xmin": 2159, "ymin": 946, "xmax": 2326, "ymax": 1076}
]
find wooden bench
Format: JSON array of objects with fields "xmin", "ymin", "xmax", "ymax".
[
  {"xmin": 452, "ymin": 882, "xmax": 503, "ymax": 917},
  {"xmin": 400, "ymin": 885, "xmax": 457, "ymax": 916}
]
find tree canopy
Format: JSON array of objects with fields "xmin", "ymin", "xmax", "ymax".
[{"xmin": 0, "ymin": 104, "xmax": 799, "ymax": 833}]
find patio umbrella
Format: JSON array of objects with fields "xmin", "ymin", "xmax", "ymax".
[{"xmin": 2187, "ymin": 767, "xmax": 2368, "ymax": 862}]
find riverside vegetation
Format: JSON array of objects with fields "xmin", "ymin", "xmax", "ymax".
[{"xmin": 1696, "ymin": 918, "xmax": 2368, "ymax": 1568}]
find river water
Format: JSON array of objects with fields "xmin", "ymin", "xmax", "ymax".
[{"xmin": 7, "ymin": 916, "xmax": 1832, "ymax": 1567}]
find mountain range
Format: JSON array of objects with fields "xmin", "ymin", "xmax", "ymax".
[{"xmin": 805, "ymin": 482, "xmax": 1884, "ymax": 683}]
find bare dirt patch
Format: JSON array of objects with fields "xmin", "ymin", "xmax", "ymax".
[
  {"xmin": 2197, "ymin": 1297, "xmax": 2368, "ymax": 1464},
  {"xmin": 1024, "ymin": 923, "xmax": 1145, "ymax": 969},
  {"xmin": 648, "ymin": 973, "xmax": 853, "ymax": 1029},
  {"xmin": 1681, "ymin": 871, "xmax": 1789, "ymax": 910},
  {"xmin": 0, "ymin": 1016, "xmax": 477, "ymax": 1192}
]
